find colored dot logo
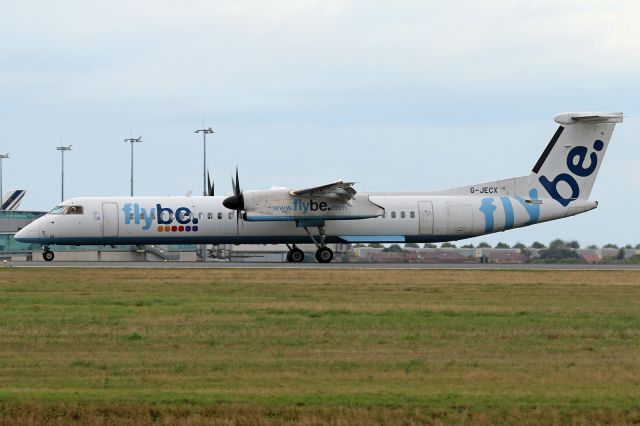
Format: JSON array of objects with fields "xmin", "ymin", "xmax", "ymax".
[{"xmin": 157, "ymin": 224, "xmax": 199, "ymax": 232}]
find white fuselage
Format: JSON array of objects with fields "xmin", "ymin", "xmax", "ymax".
[{"xmin": 14, "ymin": 193, "xmax": 596, "ymax": 246}]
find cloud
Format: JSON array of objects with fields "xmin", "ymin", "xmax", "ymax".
[
  {"xmin": 0, "ymin": 0, "xmax": 638, "ymax": 245},
  {"xmin": 5, "ymin": 1, "xmax": 640, "ymax": 98}
]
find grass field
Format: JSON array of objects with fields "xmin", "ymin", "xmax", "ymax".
[{"xmin": 0, "ymin": 267, "xmax": 639, "ymax": 425}]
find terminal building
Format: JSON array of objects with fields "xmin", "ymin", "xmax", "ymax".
[
  {"xmin": 0, "ymin": 210, "xmax": 44, "ymax": 260},
  {"xmin": 0, "ymin": 209, "xmax": 199, "ymax": 262}
]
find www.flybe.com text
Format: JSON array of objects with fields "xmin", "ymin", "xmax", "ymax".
[{"xmin": 272, "ymin": 199, "xmax": 348, "ymax": 213}]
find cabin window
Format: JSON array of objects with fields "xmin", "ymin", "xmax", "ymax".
[
  {"xmin": 400, "ymin": 211, "xmax": 406, "ymax": 219},
  {"xmin": 217, "ymin": 212, "xmax": 223, "ymax": 220},
  {"xmin": 198, "ymin": 213, "xmax": 204, "ymax": 221},
  {"xmin": 410, "ymin": 211, "xmax": 415, "ymax": 219},
  {"xmin": 130, "ymin": 213, "xmax": 135, "ymax": 221},
  {"xmin": 207, "ymin": 212, "xmax": 213, "ymax": 220},
  {"xmin": 391, "ymin": 211, "xmax": 396, "ymax": 219},
  {"xmin": 228, "ymin": 212, "xmax": 234, "ymax": 220}
]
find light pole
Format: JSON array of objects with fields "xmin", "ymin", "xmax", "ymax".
[
  {"xmin": 194, "ymin": 127, "xmax": 214, "ymax": 262},
  {"xmin": 56, "ymin": 145, "xmax": 72, "ymax": 202},
  {"xmin": 124, "ymin": 136, "xmax": 143, "ymax": 196},
  {"xmin": 0, "ymin": 153, "xmax": 8, "ymax": 209},
  {"xmin": 194, "ymin": 127, "xmax": 214, "ymax": 196}
]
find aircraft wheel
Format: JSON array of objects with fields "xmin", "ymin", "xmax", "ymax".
[
  {"xmin": 290, "ymin": 248, "xmax": 305, "ymax": 263},
  {"xmin": 42, "ymin": 250, "xmax": 55, "ymax": 262},
  {"xmin": 286, "ymin": 251, "xmax": 293, "ymax": 262},
  {"xmin": 315, "ymin": 247, "xmax": 333, "ymax": 263}
]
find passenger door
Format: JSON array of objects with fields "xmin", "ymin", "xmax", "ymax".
[
  {"xmin": 418, "ymin": 201, "xmax": 434, "ymax": 235},
  {"xmin": 102, "ymin": 203, "xmax": 119, "ymax": 237}
]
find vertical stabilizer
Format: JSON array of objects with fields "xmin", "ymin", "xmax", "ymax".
[
  {"xmin": 1, "ymin": 190, "xmax": 26, "ymax": 210},
  {"xmin": 531, "ymin": 112, "xmax": 622, "ymax": 206}
]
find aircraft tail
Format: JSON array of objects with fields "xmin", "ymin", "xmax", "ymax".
[
  {"xmin": 438, "ymin": 112, "xmax": 623, "ymax": 207},
  {"xmin": 1, "ymin": 190, "xmax": 26, "ymax": 210},
  {"xmin": 528, "ymin": 112, "xmax": 622, "ymax": 206}
]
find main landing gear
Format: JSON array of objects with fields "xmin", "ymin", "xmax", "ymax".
[
  {"xmin": 306, "ymin": 225, "xmax": 333, "ymax": 263},
  {"xmin": 286, "ymin": 225, "xmax": 334, "ymax": 263},
  {"xmin": 42, "ymin": 247, "xmax": 55, "ymax": 262},
  {"xmin": 315, "ymin": 246, "xmax": 333, "ymax": 263},
  {"xmin": 286, "ymin": 245, "xmax": 305, "ymax": 263}
]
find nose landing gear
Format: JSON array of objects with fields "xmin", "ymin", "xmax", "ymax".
[{"xmin": 42, "ymin": 247, "xmax": 54, "ymax": 262}]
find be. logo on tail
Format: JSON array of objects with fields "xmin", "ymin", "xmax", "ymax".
[{"xmin": 538, "ymin": 140, "xmax": 604, "ymax": 207}]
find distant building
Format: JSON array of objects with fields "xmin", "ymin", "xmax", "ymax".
[
  {"xmin": 0, "ymin": 210, "xmax": 198, "ymax": 261},
  {"xmin": 578, "ymin": 249, "xmax": 601, "ymax": 264},
  {"xmin": 484, "ymin": 249, "xmax": 527, "ymax": 264},
  {"xmin": 0, "ymin": 211, "xmax": 45, "ymax": 260},
  {"xmin": 367, "ymin": 249, "xmax": 478, "ymax": 264}
]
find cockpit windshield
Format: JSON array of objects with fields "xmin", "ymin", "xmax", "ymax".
[{"xmin": 49, "ymin": 205, "xmax": 84, "ymax": 215}]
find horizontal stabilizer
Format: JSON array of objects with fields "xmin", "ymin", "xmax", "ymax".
[{"xmin": 554, "ymin": 112, "xmax": 623, "ymax": 125}]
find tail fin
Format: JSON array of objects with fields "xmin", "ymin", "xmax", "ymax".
[
  {"xmin": 532, "ymin": 112, "xmax": 622, "ymax": 206},
  {"xmin": 1, "ymin": 190, "xmax": 26, "ymax": 210},
  {"xmin": 434, "ymin": 112, "xmax": 622, "ymax": 204}
]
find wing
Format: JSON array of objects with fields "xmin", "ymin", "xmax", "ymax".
[{"xmin": 290, "ymin": 180, "xmax": 357, "ymax": 201}]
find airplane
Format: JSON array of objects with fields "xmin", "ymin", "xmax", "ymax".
[
  {"xmin": 15, "ymin": 111, "xmax": 623, "ymax": 263},
  {"xmin": 1, "ymin": 190, "xmax": 26, "ymax": 211}
]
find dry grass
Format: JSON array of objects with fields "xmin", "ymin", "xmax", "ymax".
[
  {"xmin": 2, "ymin": 402, "xmax": 640, "ymax": 425},
  {"xmin": 0, "ymin": 267, "xmax": 639, "ymax": 424}
]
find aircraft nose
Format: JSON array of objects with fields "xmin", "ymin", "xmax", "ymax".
[{"xmin": 14, "ymin": 222, "xmax": 40, "ymax": 243}]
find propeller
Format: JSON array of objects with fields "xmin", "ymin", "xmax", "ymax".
[
  {"xmin": 207, "ymin": 170, "xmax": 215, "ymax": 196},
  {"xmin": 222, "ymin": 167, "xmax": 244, "ymax": 236}
]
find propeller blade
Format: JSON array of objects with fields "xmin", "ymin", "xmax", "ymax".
[
  {"xmin": 207, "ymin": 170, "xmax": 214, "ymax": 196},
  {"xmin": 235, "ymin": 167, "xmax": 241, "ymax": 196},
  {"xmin": 224, "ymin": 166, "xmax": 245, "ymax": 238}
]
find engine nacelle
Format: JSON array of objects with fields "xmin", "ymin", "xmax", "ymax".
[{"xmin": 241, "ymin": 188, "xmax": 384, "ymax": 221}]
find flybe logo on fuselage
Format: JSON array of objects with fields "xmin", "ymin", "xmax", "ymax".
[
  {"xmin": 538, "ymin": 140, "xmax": 604, "ymax": 207},
  {"xmin": 122, "ymin": 203, "xmax": 199, "ymax": 232},
  {"xmin": 272, "ymin": 198, "xmax": 348, "ymax": 213}
]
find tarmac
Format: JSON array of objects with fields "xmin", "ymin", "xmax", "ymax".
[{"xmin": 4, "ymin": 261, "xmax": 640, "ymax": 270}]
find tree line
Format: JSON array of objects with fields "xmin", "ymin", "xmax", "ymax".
[
  {"xmin": 355, "ymin": 240, "xmax": 639, "ymax": 250},
  {"xmin": 354, "ymin": 240, "xmax": 640, "ymax": 262}
]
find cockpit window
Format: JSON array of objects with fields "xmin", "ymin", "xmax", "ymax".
[
  {"xmin": 49, "ymin": 206, "xmax": 65, "ymax": 214},
  {"xmin": 49, "ymin": 205, "xmax": 84, "ymax": 215}
]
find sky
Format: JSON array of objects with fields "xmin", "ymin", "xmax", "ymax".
[{"xmin": 1, "ymin": 0, "xmax": 639, "ymax": 247}]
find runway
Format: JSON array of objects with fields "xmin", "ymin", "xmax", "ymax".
[{"xmin": 4, "ymin": 261, "xmax": 640, "ymax": 270}]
